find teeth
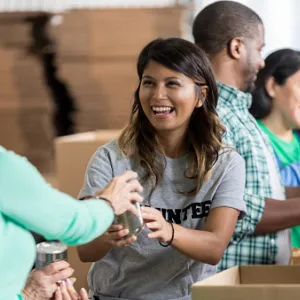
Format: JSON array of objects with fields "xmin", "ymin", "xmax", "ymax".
[{"xmin": 152, "ymin": 106, "xmax": 173, "ymax": 112}]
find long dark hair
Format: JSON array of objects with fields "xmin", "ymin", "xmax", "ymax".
[
  {"xmin": 118, "ymin": 38, "xmax": 225, "ymax": 195},
  {"xmin": 250, "ymin": 48, "xmax": 300, "ymax": 119}
]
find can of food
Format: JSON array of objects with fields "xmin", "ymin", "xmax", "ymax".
[
  {"xmin": 35, "ymin": 241, "xmax": 68, "ymax": 269},
  {"xmin": 114, "ymin": 202, "xmax": 144, "ymax": 239}
]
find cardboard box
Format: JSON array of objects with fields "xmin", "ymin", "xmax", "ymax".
[
  {"xmin": 290, "ymin": 247, "xmax": 300, "ymax": 265},
  {"xmin": 55, "ymin": 129, "xmax": 122, "ymax": 197},
  {"xmin": 55, "ymin": 130, "xmax": 122, "ymax": 291},
  {"xmin": 57, "ymin": 8, "xmax": 185, "ymax": 58},
  {"xmin": 193, "ymin": 265, "xmax": 300, "ymax": 300}
]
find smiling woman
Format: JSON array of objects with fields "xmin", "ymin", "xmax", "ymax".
[
  {"xmin": 119, "ymin": 38, "xmax": 224, "ymax": 194},
  {"xmin": 76, "ymin": 37, "xmax": 247, "ymax": 300}
]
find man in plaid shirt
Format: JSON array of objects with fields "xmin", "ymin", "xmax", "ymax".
[{"xmin": 193, "ymin": 1, "xmax": 300, "ymax": 271}]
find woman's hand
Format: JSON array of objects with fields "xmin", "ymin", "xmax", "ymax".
[
  {"xmin": 22, "ymin": 261, "xmax": 74, "ymax": 300},
  {"xmin": 141, "ymin": 207, "xmax": 173, "ymax": 243},
  {"xmin": 104, "ymin": 224, "xmax": 137, "ymax": 247},
  {"xmin": 55, "ymin": 279, "xmax": 88, "ymax": 300},
  {"xmin": 97, "ymin": 171, "xmax": 143, "ymax": 216}
]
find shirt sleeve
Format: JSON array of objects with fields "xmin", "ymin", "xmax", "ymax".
[
  {"xmin": 211, "ymin": 151, "xmax": 247, "ymax": 219},
  {"xmin": 78, "ymin": 147, "xmax": 114, "ymax": 199},
  {"xmin": 279, "ymin": 161, "xmax": 300, "ymax": 186},
  {"xmin": 221, "ymin": 128, "xmax": 265, "ymax": 240},
  {"xmin": 0, "ymin": 150, "xmax": 114, "ymax": 246}
]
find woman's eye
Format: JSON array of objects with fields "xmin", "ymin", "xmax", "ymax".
[
  {"xmin": 168, "ymin": 81, "xmax": 180, "ymax": 87},
  {"xmin": 142, "ymin": 80, "xmax": 153, "ymax": 86}
]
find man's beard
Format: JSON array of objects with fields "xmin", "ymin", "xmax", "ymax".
[
  {"xmin": 242, "ymin": 65, "xmax": 257, "ymax": 93},
  {"xmin": 243, "ymin": 55, "xmax": 258, "ymax": 93},
  {"xmin": 244, "ymin": 78, "xmax": 256, "ymax": 93}
]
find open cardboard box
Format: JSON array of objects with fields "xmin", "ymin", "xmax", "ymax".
[
  {"xmin": 55, "ymin": 130, "xmax": 121, "ymax": 197},
  {"xmin": 193, "ymin": 265, "xmax": 300, "ymax": 300}
]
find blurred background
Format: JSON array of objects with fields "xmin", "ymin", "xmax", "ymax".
[
  {"xmin": 0, "ymin": 0, "xmax": 299, "ymax": 175},
  {"xmin": 2, "ymin": 0, "xmax": 299, "ymax": 291}
]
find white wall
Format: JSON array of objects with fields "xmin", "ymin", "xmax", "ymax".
[
  {"xmin": 194, "ymin": 0, "xmax": 300, "ymax": 56},
  {"xmin": 0, "ymin": 0, "xmax": 179, "ymax": 12}
]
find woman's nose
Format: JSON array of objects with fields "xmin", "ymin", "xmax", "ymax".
[{"xmin": 152, "ymin": 84, "xmax": 166, "ymax": 99}]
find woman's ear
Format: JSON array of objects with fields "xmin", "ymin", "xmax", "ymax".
[
  {"xmin": 265, "ymin": 76, "xmax": 276, "ymax": 98},
  {"xmin": 196, "ymin": 85, "xmax": 208, "ymax": 108}
]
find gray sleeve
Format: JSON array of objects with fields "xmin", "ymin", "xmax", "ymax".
[
  {"xmin": 211, "ymin": 151, "xmax": 247, "ymax": 219},
  {"xmin": 78, "ymin": 147, "xmax": 113, "ymax": 199}
]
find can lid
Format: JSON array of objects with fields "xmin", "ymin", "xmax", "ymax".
[{"xmin": 36, "ymin": 241, "xmax": 67, "ymax": 254}]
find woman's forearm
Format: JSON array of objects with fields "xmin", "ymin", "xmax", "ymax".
[
  {"xmin": 77, "ymin": 234, "xmax": 113, "ymax": 262},
  {"xmin": 171, "ymin": 224, "xmax": 227, "ymax": 265},
  {"xmin": 0, "ymin": 150, "xmax": 114, "ymax": 246}
]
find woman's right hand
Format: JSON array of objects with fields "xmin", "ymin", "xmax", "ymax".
[
  {"xmin": 96, "ymin": 171, "xmax": 143, "ymax": 216},
  {"xmin": 104, "ymin": 224, "xmax": 137, "ymax": 247}
]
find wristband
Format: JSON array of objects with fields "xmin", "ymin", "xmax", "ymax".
[{"xmin": 159, "ymin": 221, "xmax": 174, "ymax": 247}]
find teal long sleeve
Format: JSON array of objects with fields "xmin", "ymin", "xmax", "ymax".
[
  {"xmin": 0, "ymin": 149, "xmax": 114, "ymax": 245},
  {"xmin": 0, "ymin": 148, "xmax": 114, "ymax": 300}
]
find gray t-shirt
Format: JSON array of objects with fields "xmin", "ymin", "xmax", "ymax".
[{"xmin": 79, "ymin": 140, "xmax": 247, "ymax": 300}]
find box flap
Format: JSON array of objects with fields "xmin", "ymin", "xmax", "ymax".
[
  {"xmin": 194, "ymin": 266, "xmax": 240, "ymax": 286},
  {"xmin": 55, "ymin": 130, "xmax": 122, "ymax": 144},
  {"xmin": 192, "ymin": 285, "xmax": 300, "ymax": 300},
  {"xmin": 192, "ymin": 266, "xmax": 300, "ymax": 300},
  {"xmin": 240, "ymin": 265, "xmax": 300, "ymax": 284}
]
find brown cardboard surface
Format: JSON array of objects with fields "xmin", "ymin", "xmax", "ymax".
[
  {"xmin": 194, "ymin": 266, "xmax": 241, "ymax": 286},
  {"xmin": 55, "ymin": 130, "xmax": 121, "ymax": 197},
  {"xmin": 240, "ymin": 265, "xmax": 300, "ymax": 284},
  {"xmin": 57, "ymin": 8, "xmax": 184, "ymax": 58},
  {"xmin": 193, "ymin": 265, "xmax": 300, "ymax": 300},
  {"xmin": 55, "ymin": 130, "xmax": 122, "ymax": 291}
]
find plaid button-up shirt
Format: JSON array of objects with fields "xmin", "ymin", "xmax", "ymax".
[{"xmin": 217, "ymin": 82, "xmax": 282, "ymax": 271}]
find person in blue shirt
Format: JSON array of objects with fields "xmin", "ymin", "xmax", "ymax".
[{"xmin": 250, "ymin": 48, "xmax": 300, "ymax": 246}]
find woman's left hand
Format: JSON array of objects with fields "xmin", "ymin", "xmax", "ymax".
[
  {"xmin": 22, "ymin": 261, "xmax": 74, "ymax": 300},
  {"xmin": 55, "ymin": 279, "xmax": 88, "ymax": 300},
  {"xmin": 141, "ymin": 207, "xmax": 173, "ymax": 243}
]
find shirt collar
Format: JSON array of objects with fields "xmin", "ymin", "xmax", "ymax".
[{"xmin": 217, "ymin": 81, "xmax": 252, "ymax": 110}]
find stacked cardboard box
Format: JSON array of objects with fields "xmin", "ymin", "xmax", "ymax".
[
  {"xmin": 0, "ymin": 7, "xmax": 185, "ymax": 172},
  {"xmin": 56, "ymin": 7, "xmax": 185, "ymax": 132},
  {"xmin": 0, "ymin": 31, "xmax": 54, "ymax": 172},
  {"xmin": 0, "ymin": 12, "xmax": 54, "ymax": 172}
]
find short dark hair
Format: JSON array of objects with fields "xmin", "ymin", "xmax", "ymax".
[
  {"xmin": 250, "ymin": 49, "xmax": 300, "ymax": 119},
  {"xmin": 192, "ymin": 1, "xmax": 263, "ymax": 56}
]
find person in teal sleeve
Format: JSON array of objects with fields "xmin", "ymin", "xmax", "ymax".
[
  {"xmin": 0, "ymin": 146, "xmax": 143, "ymax": 300},
  {"xmin": 250, "ymin": 49, "xmax": 300, "ymax": 247}
]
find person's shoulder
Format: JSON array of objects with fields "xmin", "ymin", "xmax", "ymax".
[
  {"xmin": 217, "ymin": 104, "xmax": 241, "ymax": 133},
  {"xmin": 0, "ymin": 147, "xmax": 42, "ymax": 183},
  {"xmin": 0, "ymin": 146, "xmax": 6, "ymax": 153},
  {"xmin": 93, "ymin": 139, "xmax": 126, "ymax": 162},
  {"xmin": 209, "ymin": 148, "xmax": 245, "ymax": 183},
  {"xmin": 217, "ymin": 147, "xmax": 245, "ymax": 168},
  {"xmin": 294, "ymin": 131, "xmax": 300, "ymax": 141},
  {"xmin": 0, "ymin": 147, "xmax": 25, "ymax": 165},
  {"xmin": 217, "ymin": 103, "xmax": 238, "ymax": 123}
]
